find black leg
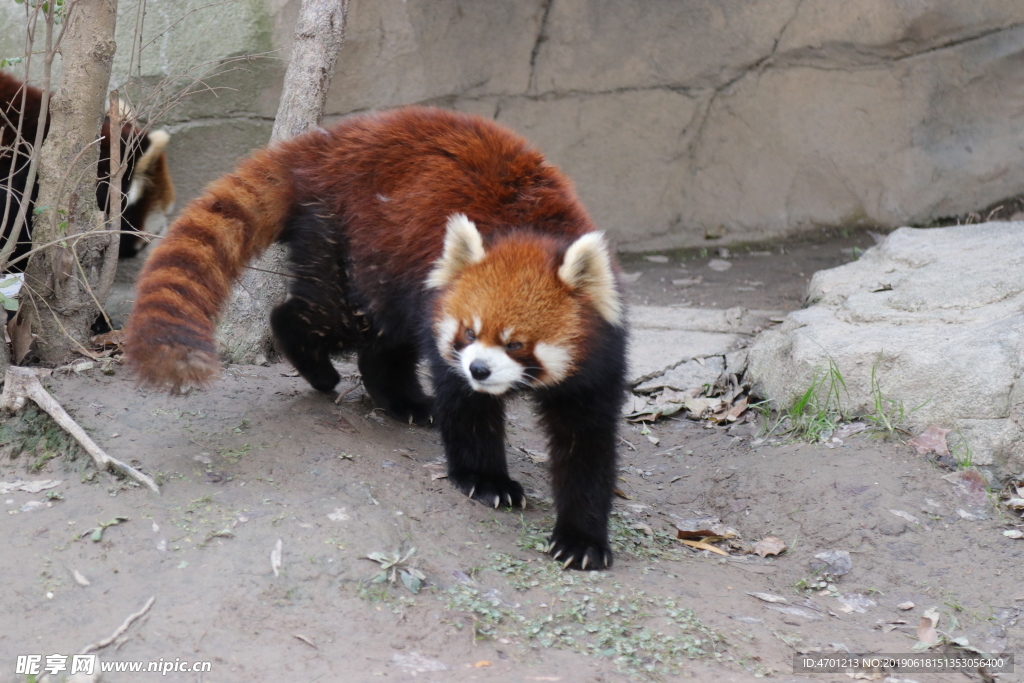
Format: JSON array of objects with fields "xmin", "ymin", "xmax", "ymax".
[
  {"xmin": 272, "ymin": 204, "xmax": 366, "ymax": 394},
  {"xmin": 271, "ymin": 296, "xmax": 342, "ymax": 392},
  {"xmin": 537, "ymin": 388, "xmax": 619, "ymax": 570},
  {"xmin": 358, "ymin": 341, "xmax": 433, "ymax": 425},
  {"xmin": 432, "ymin": 364, "xmax": 524, "ymax": 508}
]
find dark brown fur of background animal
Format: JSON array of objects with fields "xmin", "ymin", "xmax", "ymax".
[{"xmin": 0, "ymin": 70, "xmax": 174, "ymax": 264}]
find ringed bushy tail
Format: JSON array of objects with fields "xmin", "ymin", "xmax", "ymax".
[{"xmin": 125, "ymin": 146, "xmax": 295, "ymax": 391}]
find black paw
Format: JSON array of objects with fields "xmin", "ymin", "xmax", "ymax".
[
  {"xmin": 382, "ymin": 396, "xmax": 434, "ymax": 427},
  {"xmin": 449, "ymin": 472, "xmax": 526, "ymax": 509},
  {"xmin": 307, "ymin": 365, "xmax": 341, "ymax": 393},
  {"xmin": 547, "ymin": 531, "xmax": 613, "ymax": 571}
]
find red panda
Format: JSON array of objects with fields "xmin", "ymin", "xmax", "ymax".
[
  {"xmin": 125, "ymin": 107, "xmax": 628, "ymax": 570},
  {"xmin": 0, "ymin": 70, "xmax": 176, "ymax": 265}
]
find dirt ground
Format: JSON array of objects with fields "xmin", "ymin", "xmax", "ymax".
[{"xmin": 2, "ymin": 229, "xmax": 1023, "ymax": 683}]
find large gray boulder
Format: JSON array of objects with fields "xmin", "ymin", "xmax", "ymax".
[{"xmin": 746, "ymin": 223, "xmax": 1024, "ymax": 474}]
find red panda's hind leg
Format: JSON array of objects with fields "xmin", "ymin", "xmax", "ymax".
[
  {"xmin": 272, "ymin": 205, "xmax": 362, "ymax": 394},
  {"xmin": 357, "ymin": 341, "xmax": 434, "ymax": 426},
  {"xmin": 271, "ymin": 297, "xmax": 343, "ymax": 392}
]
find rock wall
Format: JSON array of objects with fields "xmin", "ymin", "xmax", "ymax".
[{"xmin": 2, "ymin": 1, "xmax": 1024, "ymax": 248}]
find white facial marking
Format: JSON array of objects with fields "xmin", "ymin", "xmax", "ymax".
[
  {"xmin": 435, "ymin": 315, "xmax": 460, "ymax": 358},
  {"xmin": 500, "ymin": 327, "xmax": 515, "ymax": 344},
  {"xmin": 534, "ymin": 342, "xmax": 572, "ymax": 385},
  {"xmin": 126, "ymin": 177, "xmax": 145, "ymax": 206},
  {"xmin": 459, "ymin": 342, "xmax": 524, "ymax": 395},
  {"xmin": 472, "ymin": 316, "xmax": 482, "ymax": 335}
]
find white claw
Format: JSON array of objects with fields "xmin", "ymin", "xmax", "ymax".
[
  {"xmin": 552, "ymin": 549, "xmax": 563, "ymax": 560},
  {"xmin": 408, "ymin": 415, "xmax": 414, "ymax": 425},
  {"xmin": 604, "ymin": 554, "xmax": 611, "ymax": 568},
  {"xmin": 581, "ymin": 555, "xmax": 589, "ymax": 570},
  {"xmin": 504, "ymin": 493, "xmax": 512, "ymax": 507},
  {"xmin": 468, "ymin": 486, "xmax": 475, "ymax": 499},
  {"xmin": 562, "ymin": 556, "xmax": 575, "ymax": 570},
  {"xmin": 429, "ymin": 416, "xmax": 434, "ymax": 424},
  {"xmin": 494, "ymin": 496, "xmax": 500, "ymax": 509},
  {"xmin": 520, "ymin": 497, "xmax": 527, "ymax": 510}
]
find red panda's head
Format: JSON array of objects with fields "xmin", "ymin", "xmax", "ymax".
[{"xmin": 427, "ymin": 214, "xmax": 623, "ymax": 395}]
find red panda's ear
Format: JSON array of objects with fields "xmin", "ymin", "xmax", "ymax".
[
  {"xmin": 558, "ymin": 232, "xmax": 623, "ymax": 326},
  {"xmin": 426, "ymin": 213, "xmax": 486, "ymax": 289}
]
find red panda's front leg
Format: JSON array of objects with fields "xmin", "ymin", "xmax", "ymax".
[
  {"xmin": 537, "ymin": 388, "xmax": 619, "ymax": 570},
  {"xmin": 432, "ymin": 366, "xmax": 526, "ymax": 509}
]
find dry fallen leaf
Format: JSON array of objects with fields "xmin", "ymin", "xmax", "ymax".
[
  {"xmin": 0, "ymin": 479, "xmax": 61, "ymax": 495},
  {"xmin": 908, "ymin": 425, "xmax": 951, "ymax": 456},
  {"xmin": 752, "ymin": 536, "xmax": 786, "ymax": 557},
  {"xmin": 631, "ymin": 522, "xmax": 654, "ymax": 536},
  {"xmin": 474, "ymin": 661, "xmax": 491, "ymax": 668},
  {"xmin": 90, "ymin": 328, "xmax": 124, "ymax": 349},
  {"xmin": 942, "ymin": 468, "xmax": 989, "ymax": 508},
  {"xmin": 678, "ymin": 538, "xmax": 730, "ymax": 556},
  {"xmin": 674, "ymin": 516, "xmax": 737, "ymax": 540},
  {"xmin": 271, "ymin": 538, "xmax": 283, "ymax": 577},
  {"xmin": 746, "ymin": 591, "xmax": 788, "ymax": 604},
  {"xmin": 293, "ymin": 633, "xmax": 317, "ymax": 649},
  {"xmin": 73, "ymin": 569, "xmax": 90, "ymax": 586},
  {"xmin": 327, "ymin": 508, "xmax": 350, "ymax": 522},
  {"xmin": 422, "ymin": 462, "xmax": 448, "ymax": 480},
  {"xmin": 7, "ymin": 308, "xmax": 33, "ymax": 364},
  {"xmin": 683, "ymin": 396, "xmax": 723, "ymax": 419},
  {"xmin": 917, "ymin": 611, "xmax": 939, "ymax": 646},
  {"xmin": 1003, "ymin": 529, "xmax": 1024, "ymax": 539},
  {"xmin": 889, "ymin": 509, "xmax": 921, "ymax": 525}
]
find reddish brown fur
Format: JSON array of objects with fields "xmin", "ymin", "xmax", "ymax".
[
  {"xmin": 127, "ymin": 147, "xmax": 295, "ymax": 389},
  {"xmin": 0, "ymin": 71, "xmax": 44, "ymax": 154},
  {"xmin": 126, "ymin": 107, "xmax": 599, "ymax": 389}
]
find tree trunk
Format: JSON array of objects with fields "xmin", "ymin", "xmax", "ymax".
[
  {"xmin": 215, "ymin": 0, "xmax": 350, "ymax": 365},
  {"xmin": 24, "ymin": 0, "xmax": 118, "ymax": 363}
]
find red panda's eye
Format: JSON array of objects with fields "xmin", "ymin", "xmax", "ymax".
[
  {"xmin": 505, "ymin": 341, "xmax": 522, "ymax": 352},
  {"xmin": 465, "ymin": 329, "xmax": 476, "ymax": 342}
]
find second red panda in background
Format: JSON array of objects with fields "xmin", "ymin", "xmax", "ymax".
[
  {"xmin": 0, "ymin": 70, "xmax": 175, "ymax": 263},
  {"xmin": 125, "ymin": 107, "xmax": 628, "ymax": 570}
]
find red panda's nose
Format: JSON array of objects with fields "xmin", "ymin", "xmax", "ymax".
[{"xmin": 469, "ymin": 360, "xmax": 491, "ymax": 381}]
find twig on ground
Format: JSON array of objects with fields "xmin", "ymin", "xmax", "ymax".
[
  {"xmin": 80, "ymin": 595, "xmax": 156, "ymax": 654},
  {"xmin": 0, "ymin": 366, "xmax": 159, "ymax": 493},
  {"xmin": 334, "ymin": 378, "xmax": 362, "ymax": 404}
]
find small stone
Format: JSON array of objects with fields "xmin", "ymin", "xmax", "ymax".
[
  {"xmin": 809, "ymin": 549, "xmax": 852, "ymax": 576},
  {"xmin": 897, "ymin": 601, "xmax": 915, "ymax": 610}
]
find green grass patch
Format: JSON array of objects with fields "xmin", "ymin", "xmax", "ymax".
[
  {"xmin": 781, "ymin": 355, "xmax": 846, "ymax": 441},
  {"xmin": 445, "ymin": 552, "xmax": 726, "ymax": 677}
]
